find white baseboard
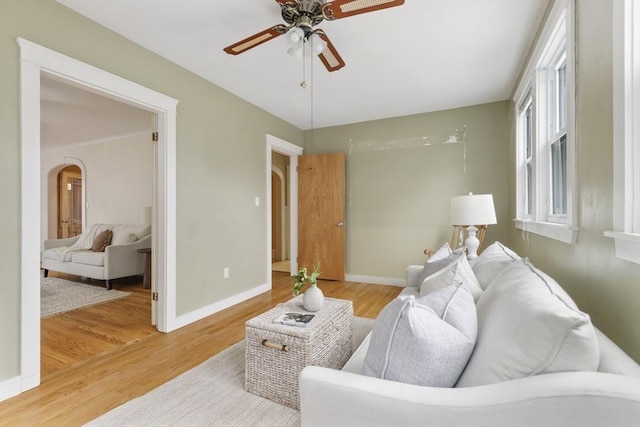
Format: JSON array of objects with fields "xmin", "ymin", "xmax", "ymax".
[
  {"xmin": 345, "ymin": 274, "xmax": 405, "ymax": 287},
  {"xmin": 0, "ymin": 376, "xmax": 22, "ymax": 402},
  {"xmin": 172, "ymin": 283, "xmax": 271, "ymax": 331}
]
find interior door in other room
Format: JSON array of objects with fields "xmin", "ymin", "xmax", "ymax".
[
  {"xmin": 58, "ymin": 167, "xmax": 82, "ymax": 239},
  {"xmin": 298, "ymin": 152, "xmax": 345, "ymax": 281}
]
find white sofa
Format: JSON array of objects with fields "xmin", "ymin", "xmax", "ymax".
[
  {"xmin": 42, "ymin": 223, "xmax": 151, "ymax": 290},
  {"xmin": 300, "ymin": 242, "xmax": 640, "ymax": 427}
]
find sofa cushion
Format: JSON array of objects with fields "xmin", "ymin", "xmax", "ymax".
[
  {"xmin": 71, "ymin": 250, "xmax": 105, "ymax": 267},
  {"xmin": 415, "ymin": 243, "xmax": 466, "ymax": 287},
  {"xmin": 471, "ymin": 241, "xmax": 521, "ymax": 289},
  {"xmin": 456, "ymin": 259, "xmax": 599, "ymax": 387},
  {"xmin": 42, "ymin": 248, "xmax": 60, "ymax": 260},
  {"xmin": 419, "ymin": 254, "xmax": 483, "ymax": 302},
  {"xmin": 111, "ymin": 224, "xmax": 151, "ymax": 245},
  {"xmin": 362, "ymin": 279, "xmax": 477, "ymax": 387},
  {"xmin": 91, "ymin": 229, "xmax": 113, "ymax": 252}
]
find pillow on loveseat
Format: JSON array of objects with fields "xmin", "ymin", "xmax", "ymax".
[
  {"xmin": 471, "ymin": 241, "xmax": 521, "ymax": 289},
  {"xmin": 419, "ymin": 254, "xmax": 483, "ymax": 302},
  {"xmin": 91, "ymin": 229, "xmax": 113, "ymax": 252},
  {"xmin": 415, "ymin": 242, "xmax": 466, "ymax": 287},
  {"xmin": 362, "ymin": 278, "xmax": 477, "ymax": 387},
  {"xmin": 456, "ymin": 259, "xmax": 599, "ymax": 387},
  {"xmin": 111, "ymin": 224, "xmax": 151, "ymax": 245}
]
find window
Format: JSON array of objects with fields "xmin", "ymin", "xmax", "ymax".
[
  {"xmin": 514, "ymin": 0, "xmax": 577, "ymax": 243},
  {"xmin": 605, "ymin": 0, "xmax": 640, "ymax": 264},
  {"xmin": 518, "ymin": 94, "xmax": 534, "ymax": 218},
  {"xmin": 548, "ymin": 52, "xmax": 567, "ymax": 220}
]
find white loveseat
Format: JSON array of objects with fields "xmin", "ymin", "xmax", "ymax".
[
  {"xmin": 42, "ymin": 223, "xmax": 151, "ymax": 290},
  {"xmin": 299, "ymin": 242, "xmax": 640, "ymax": 427}
]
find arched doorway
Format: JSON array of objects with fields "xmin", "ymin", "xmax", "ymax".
[
  {"xmin": 46, "ymin": 158, "xmax": 88, "ymax": 241},
  {"xmin": 55, "ymin": 165, "xmax": 83, "ymax": 239}
]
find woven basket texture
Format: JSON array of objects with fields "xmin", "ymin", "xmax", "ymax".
[{"xmin": 245, "ymin": 297, "xmax": 353, "ymax": 409}]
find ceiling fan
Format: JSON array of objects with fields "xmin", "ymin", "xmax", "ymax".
[{"xmin": 223, "ymin": 0, "xmax": 405, "ymax": 72}]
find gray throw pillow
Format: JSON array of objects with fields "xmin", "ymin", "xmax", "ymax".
[
  {"xmin": 420, "ymin": 254, "xmax": 483, "ymax": 302},
  {"xmin": 362, "ymin": 279, "xmax": 477, "ymax": 387},
  {"xmin": 416, "ymin": 242, "xmax": 466, "ymax": 287}
]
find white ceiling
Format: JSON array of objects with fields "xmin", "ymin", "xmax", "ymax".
[
  {"xmin": 41, "ymin": 75, "xmax": 155, "ymax": 149},
  {"xmin": 53, "ymin": 0, "xmax": 548, "ymax": 132}
]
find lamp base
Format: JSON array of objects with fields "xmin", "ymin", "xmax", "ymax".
[{"xmin": 465, "ymin": 225, "xmax": 480, "ymax": 261}]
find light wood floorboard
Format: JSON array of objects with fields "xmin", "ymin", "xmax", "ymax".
[
  {"xmin": 41, "ymin": 272, "xmax": 156, "ymax": 379},
  {"xmin": 0, "ymin": 272, "xmax": 401, "ymax": 426}
]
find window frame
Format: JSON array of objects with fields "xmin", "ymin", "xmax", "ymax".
[
  {"xmin": 605, "ymin": 0, "xmax": 640, "ymax": 264},
  {"xmin": 517, "ymin": 91, "xmax": 534, "ymax": 220},
  {"xmin": 513, "ymin": 0, "xmax": 577, "ymax": 244}
]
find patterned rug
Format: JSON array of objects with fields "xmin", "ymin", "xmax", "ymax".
[
  {"xmin": 85, "ymin": 316, "xmax": 375, "ymax": 427},
  {"xmin": 41, "ymin": 276, "xmax": 131, "ymax": 318}
]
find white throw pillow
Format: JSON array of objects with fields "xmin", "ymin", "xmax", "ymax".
[
  {"xmin": 471, "ymin": 241, "xmax": 521, "ymax": 289},
  {"xmin": 419, "ymin": 254, "xmax": 483, "ymax": 302},
  {"xmin": 415, "ymin": 242, "xmax": 466, "ymax": 287},
  {"xmin": 456, "ymin": 259, "xmax": 599, "ymax": 387},
  {"xmin": 362, "ymin": 281, "xmax": 477, "ymax": 387},
  {"xmin": 111, "ymin": 224, "xmax": 151, "ymax": 245}
]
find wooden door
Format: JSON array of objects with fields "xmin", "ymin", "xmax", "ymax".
[{"xmin": 298, "ymin": 153, "xmax": 345, "ymax": 281}]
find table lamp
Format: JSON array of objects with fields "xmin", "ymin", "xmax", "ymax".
[{"xmin": 450, "ymin": 193, "xmax": 497, "ymax": 260}]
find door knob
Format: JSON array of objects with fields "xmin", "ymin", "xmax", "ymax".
[{"xmin": 337, "ymin": 222, "xmax": 345, "ymax": 227}]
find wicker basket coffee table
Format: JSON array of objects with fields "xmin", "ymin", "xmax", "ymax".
[{"xmin": 245, "ymin": 296, "xmax": 353, "ymax": 409}]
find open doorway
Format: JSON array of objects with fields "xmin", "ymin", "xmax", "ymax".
[
  {"xmin": 39, "ymin": 74, "xmax": 157, "ymax": 378},
  {"xmin": 271, "ymin": 153, "xmax": 290, "ymax": 273},
  {"xmin": 266, "ymin": 134, "xmax": 303, "ymax": 283},
  {"xmin": 18, "ymin": 38, "xmax": 178, "ymax": 396}
]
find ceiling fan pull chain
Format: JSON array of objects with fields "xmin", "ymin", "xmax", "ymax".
[{"xmin": 300, "ymin": 40, "xmax": 307, "ymax": 89}]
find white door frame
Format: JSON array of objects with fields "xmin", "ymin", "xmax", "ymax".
[
  {"xmin": 266, "ymin": 134, "xmax": 303, "ymax": 283},
  {"xmin": 17, "ymin": 38, "xmax": 178, "ymax": 395}
]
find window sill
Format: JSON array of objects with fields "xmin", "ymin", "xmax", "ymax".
[
  {"xmin": 514, "ymin": 219, "xmax": 578, "ymax": 244},
  {"xmin": 604, "ymin": 231, "xmax": 640, "ymax": 264}
]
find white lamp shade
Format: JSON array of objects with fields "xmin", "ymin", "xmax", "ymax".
[{"xmin": 450, "ymin": 193, "xmax": 497, "ymax": 226}]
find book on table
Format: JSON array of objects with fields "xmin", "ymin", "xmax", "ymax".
[{"xmin": 273, "ymin": 312, "xmax": 315, "ymax": 327}]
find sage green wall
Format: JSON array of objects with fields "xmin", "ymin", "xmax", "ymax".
[
  {"xmin": 0, "ymin": 0, "xmax": 302, "ymax": 382},
  {"xmin": 303, "ymin": 102, "xmax": 511, "ymax": 280},
  {"xmin": 507, "ymin": 0, "xmax": 640, "ymax": 362}
]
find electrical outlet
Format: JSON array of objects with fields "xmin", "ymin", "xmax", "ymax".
[
  {"xmin": 255, "ymin": 197, "xmax": 260, "ymax": 206},
  {"xmin": 224, "ymin": 267, "xmax": 230, "ymax": 279}
]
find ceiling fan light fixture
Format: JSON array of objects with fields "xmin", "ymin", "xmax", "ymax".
[
  {"xmin": 309, "ymin": 32, "xmax": 327, "ymax": 54},
  {"xmin": 286, "ymin": 27, "xmax": 305, "ymax": 46},
  {"xmin": 287, "ymin": 46, "xmax": 304, "ymax": 58},
  {"xmin": 223, "ymin": 0, "xmax": 405, "ymax": 72}
]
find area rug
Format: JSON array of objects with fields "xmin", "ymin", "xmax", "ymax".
[
  {"xmin": 41, "ymin": 276, "xmax": 131, "ymax": 318},
  {"xmin": 85, "ymin": 316, "xmax": 375, "ymax": 427}
]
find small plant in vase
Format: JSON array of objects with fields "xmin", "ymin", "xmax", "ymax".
[{"xmin": 292, "ymin": 261, "xmax": 324, "ymax": 312}]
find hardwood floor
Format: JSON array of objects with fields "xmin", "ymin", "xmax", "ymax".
[
  {"xmin": 41, "ymin": 272, "xmax": 156, "ymax": 378},
  {"xmin": 0, "ymin": 271, "xmax": 401, "ymax": 426}
]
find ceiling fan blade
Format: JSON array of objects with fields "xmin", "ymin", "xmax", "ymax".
[
  {"xmin": 323, "ymin": 0, "xmax": 404, "ymax": 20},
  {"xmin": 315, "ymin": 30, "xmax": 345, "ymax": 72},
  {"xmin": 223, "ymin": 25, "xmax": 287, "ymax": 55}
]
